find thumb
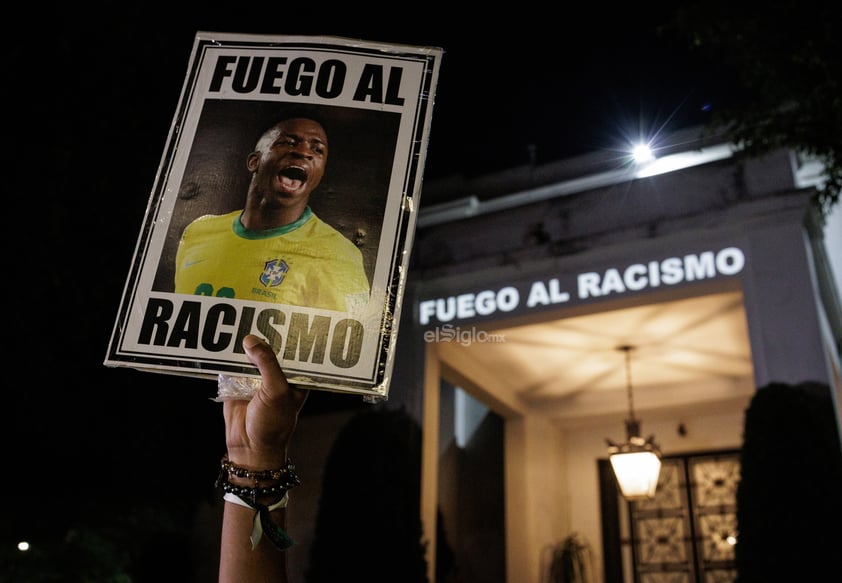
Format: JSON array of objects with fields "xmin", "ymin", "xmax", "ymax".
[
  {"xmin": 242, "ymin": 334, "xmax": 287, "ymax": 393},
  {"xmin": 242, "ymin": 335, "xmax": 309, "ymax": 408}
]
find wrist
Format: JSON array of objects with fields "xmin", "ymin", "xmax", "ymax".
[
  {"xmin": 216, "ymin": 455, "xmax": 301, "ymax": 505},
  {"xmin": 215, "ymin": 452, "xmax": 300, "ymax": 551},
  {"xmin": 225, "ymin": 446, "xmax": 288, "ymax": 470}
]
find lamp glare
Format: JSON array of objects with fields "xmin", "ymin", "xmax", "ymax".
[{"xmin": 632, "ymin": 144, "xmax": 654, "ymax": 163}]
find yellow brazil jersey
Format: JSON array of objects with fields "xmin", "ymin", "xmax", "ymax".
[{"xmin": 175, "ymin": 207, "xmax": 370, "ymax": 312}]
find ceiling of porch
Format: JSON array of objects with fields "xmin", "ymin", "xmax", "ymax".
[{"xmin": 434, "ymin": 289, "xmax": 756, "ymax": 427}]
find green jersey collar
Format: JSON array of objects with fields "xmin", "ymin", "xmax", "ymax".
[{"xmin": 233, "ymin": 207, "xmax": 313, "ymax": 239}]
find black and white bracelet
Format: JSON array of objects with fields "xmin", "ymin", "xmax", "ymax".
[{"xmin": 216, "ymin": 455, "xmax": 301, "ymax": 550}]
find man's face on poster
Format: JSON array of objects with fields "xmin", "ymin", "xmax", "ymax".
[{"xmin": 248, "ymin": 117, "xmax": 329, "ymax": 206}]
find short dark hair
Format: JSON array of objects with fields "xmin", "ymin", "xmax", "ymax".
[{"xmin": 268, "ymin": 106, "xmax": 330, "ymax": 137}]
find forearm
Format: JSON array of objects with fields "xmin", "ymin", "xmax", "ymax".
[
  {"xmin": 216, "ymin": 337, "xmax": 309, "ymax": 583},
  {"xmin": 220, "ymin": 501, "xmax": 289, "ymax": 583},
  {"xmin": 217, "ymin": 454, "xmax": 300, "ymax": 583}
]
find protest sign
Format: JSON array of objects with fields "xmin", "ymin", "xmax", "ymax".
[{"xmin": 105, "ymin": 32, "xmax": 442, "ymax": 400}]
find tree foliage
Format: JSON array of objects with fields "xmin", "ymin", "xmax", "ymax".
[
  {"xmin": 735, "ymin": 382, "xmax": 842, "ymax": 582},
  {"xmin": 663, "ymin": 0, "xmax": 842, "ymax": 217},
  {"xmin": 0, "ymin": 501, "xmax": 197, "ymax": 583}
]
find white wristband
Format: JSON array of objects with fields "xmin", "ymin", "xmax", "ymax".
[
  {"xmin": 224, "ymin": 491, "xmax": 289, "ymax": 511},
  {"xmin": 224, "ymin": 492, "xmax": 290, "ymax": 550}
]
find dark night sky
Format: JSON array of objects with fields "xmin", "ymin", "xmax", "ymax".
[{"xmin": 5, "ymin": 4, "xmax": 727, "ymax": 540}]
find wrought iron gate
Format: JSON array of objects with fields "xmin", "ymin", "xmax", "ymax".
[{"xmin": 601, "ymin": 450, "xmax": 740, "ymax": 583}]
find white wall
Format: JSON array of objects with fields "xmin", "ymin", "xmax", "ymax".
[{"xmin": 825, "ymin": 203, "xmax": 842, "ymax": 297}]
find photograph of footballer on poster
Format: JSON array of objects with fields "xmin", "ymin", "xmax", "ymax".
[
  {"xmin": 105, "ymin": 33, "xmax": 442, "ymax": 399},
  {"xmin": 152, "ymin": 100, "xmax": 396, "ymax": 310}
]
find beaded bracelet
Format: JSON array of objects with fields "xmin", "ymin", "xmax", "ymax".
[
  {"xmin": 215, "ymin": 455, "xmax": 301, "ymax": 551},
  {"xmin": 215, "ymin": 456, "xmax": 301, "ymax": 504},
  {"xmin": 219, "ymin": 456, "xmax": 301, "ymax": 485},
  {"xmin": 220, "ymin": 480, "xmax": 292, "ymax": 502}
]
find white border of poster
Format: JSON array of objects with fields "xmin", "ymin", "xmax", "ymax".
[{"xmin": 104, "ymin": 32, "xmax": 443, "ymax": 400}]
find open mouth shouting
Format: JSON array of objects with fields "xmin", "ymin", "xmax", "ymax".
[{"xmin": 277, "ymin": 165, "xmax": 308, "ymax": 193}]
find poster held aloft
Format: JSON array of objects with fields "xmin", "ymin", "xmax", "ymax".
[{"xmin": 104, "ymin": 32, "xmax": 443, "ymax": 401}]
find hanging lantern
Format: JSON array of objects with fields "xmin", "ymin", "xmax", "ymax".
[{"xmin": 606, "ymin": 346, "xmax": 662, "ymax": 500}]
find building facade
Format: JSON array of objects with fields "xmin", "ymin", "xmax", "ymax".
[{"xmin": 385, "ymin": 125, "xmax": 842, "ymax": 582}]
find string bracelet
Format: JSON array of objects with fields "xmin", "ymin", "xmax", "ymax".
[{"xmin": 224, "ymin": 492, "xmax": 293, "ymax": 550}]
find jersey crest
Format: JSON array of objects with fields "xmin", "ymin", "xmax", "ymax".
[{"xmin": 260, "ymin": 259, "xmax": 289, "ymax": 287}]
